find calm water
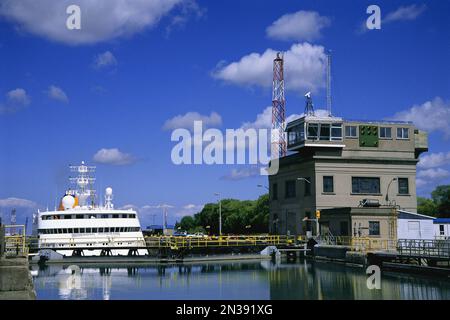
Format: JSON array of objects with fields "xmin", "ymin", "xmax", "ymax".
[{"xmin": 31, "ymin": 259, "xmax": 450, "ymax": 300}]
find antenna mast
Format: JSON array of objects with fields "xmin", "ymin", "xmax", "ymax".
[
  {"xmin": 271, "ymin": 52, "xmax": 287, "ymax": 158},
  {"xmin": 326, "ymin": 50, "xmax": 332, "ymax": 116}
]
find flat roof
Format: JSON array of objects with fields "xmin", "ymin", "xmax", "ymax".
[{"xmin": 434, "ymin": 218, "xmax": 450, "ymax": 224}]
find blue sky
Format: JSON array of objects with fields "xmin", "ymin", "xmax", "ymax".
[{"xmin": 0, "ymin": 0, "xmax": 449, "ymax": 228}]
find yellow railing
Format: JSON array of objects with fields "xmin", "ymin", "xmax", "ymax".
[
  {"xmin": 318, "ymin": 235, "xmax": 396, "ymax": 252},
  {"xmin": 4, "ymin": 225, "xmax": 28, "ymax": 256},
  {"xmin": 144, "ymin": 235, "xmax": 298, "ymax": 250},
  {"xmin": 350, "ymin": 237, "xmax": 396, "ymax": 252}
]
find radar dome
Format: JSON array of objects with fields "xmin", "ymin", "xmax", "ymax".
[
  {"xmin": 105, "ymin": 187, "xmax": 113, "ymax": 196},
  {"xmin": 62, "ymin": 195, "xmax": 75, "ymax": 210}
]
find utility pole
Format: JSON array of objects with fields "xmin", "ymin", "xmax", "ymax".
[{"xmin": 214, "ymin": 193, "xmax": 222, "ymax": 236}]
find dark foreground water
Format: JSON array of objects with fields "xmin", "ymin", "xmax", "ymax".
[{"xmin": 31, "ymin": 259, "xmax": 450, "ymax": 300}]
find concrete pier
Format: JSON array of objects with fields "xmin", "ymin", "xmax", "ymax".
[{"xmin": 0, "ymin": 223, "xmax": 36, "ymax": 300}]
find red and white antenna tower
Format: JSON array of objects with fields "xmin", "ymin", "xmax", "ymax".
[{"xmin": 271, "ymin": 52, "xmax": 287, "ymax": 158}]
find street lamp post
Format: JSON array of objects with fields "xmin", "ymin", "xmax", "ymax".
[
  {"xmin": 214, "ymin": 193, "xmax": 222, "ymax": 236},
  {"xmin": 297, "ymin": 177, "xmax": 311, "ymax": 184},
  {"xmin": 385, "ymin": 178, "xmax": 398, "ymax": 205}
]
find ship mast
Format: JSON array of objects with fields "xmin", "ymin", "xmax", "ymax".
[{"xmin": 69, "ymin": 161, "xmax": 96, "ymax": 208}]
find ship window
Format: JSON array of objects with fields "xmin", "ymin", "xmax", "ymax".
[
  {"xmin": 86, "ymin": 228, "xmax": 91, "ymax": 233},
  {"xmin": 130, "ymin": 214, "xmax": 136, "ymax": 218},
  {"xmin": 74, "ymin": 228, "xmax": 79, "ymax": 233},
  {"xmin": 68, "ymin": 228, "xmax": 73, "ymax": 233},
  {"xmin": 99, "ymin": 227, "xmax": 104, "ymax": 233},
  {"xmin": 113, "ymin": 214, "xmax": 119, "ymax": 219},
  {"xmin": 120, "ymin": 227, "xmax": 125, "ymax": 232},
  {"xmin": 92, "ymin": 228, "xmax": 98, "ymax": 233},
  {"xmin": 62, "ymin": 228, "xmax": 67, "ymax": 233},
  {"xmin": 64, "ymin": 215, "xmax": 71, "ymax": 219},
  {"xmin": 80, "ymin": 228, "xmax": 85, "ymax": 233},
  {"xmin": 101, "ymin": 214, "xmax": 108, "ymax": 218},
  {"xmin": 76, "ymin": 215, "xmax": 83, "ymax": 219},
  {"xmin": 115, "ymin": 227, "xmax": 120, "ymax": 232}
]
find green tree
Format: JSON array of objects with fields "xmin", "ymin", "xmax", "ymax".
[
  {"xmin": 417, "ymin": 196, "xmax": 438, "ymax": 217},
  {"xmin": 431, "ymin": 185, "xmax": 450, "ymax": 217},
  {"xmin": 174, "ymin": 194, "xmax": 270, "ymax": 235}
]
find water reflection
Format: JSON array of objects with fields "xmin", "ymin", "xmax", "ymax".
[{"xmin": 31, "ymin": 259, "xmax": 450, "ymax": 300}]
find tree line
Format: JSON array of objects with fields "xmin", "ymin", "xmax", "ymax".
[
  {"xmin": 176, "ymin": 194, "xmax": 269, "ymax": 235},
  {"xmin": 417, "ymin": 185, "xmax": 450, "ymax": 217}
]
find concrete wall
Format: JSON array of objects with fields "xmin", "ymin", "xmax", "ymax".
[
  {"xmin": 0, "ymin": 258, "xmax": 36, "ymax": 300},
  {"xmin": 315, "ymin": 161, "xmax": 417, "ymax": 212},
  {"xmin": 0, "ymin": 224, "xmax": 4, "ymax": 257}
]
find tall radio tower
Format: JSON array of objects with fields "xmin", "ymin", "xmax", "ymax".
[{"xmin": 271, "ymin": 52, "xmax": 287, "ymax": 158}]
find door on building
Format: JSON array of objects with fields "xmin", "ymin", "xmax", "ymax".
[{"xmin": 408, "ymin": 221, "xmax": 421, "ymax": 239}]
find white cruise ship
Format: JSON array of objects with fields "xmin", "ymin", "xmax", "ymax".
[{"xmin": 37, "ymin": 162, "xmax": 148, "ymax": 257}]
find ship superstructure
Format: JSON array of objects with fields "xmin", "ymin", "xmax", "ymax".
[{"xmin": 37, "ymin": 161, "xmax": 147, "ymax": 257}]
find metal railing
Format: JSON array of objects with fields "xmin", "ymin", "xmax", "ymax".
[
  {"xmin": 318, "ymin": 235, "xmax": 397, "ymax": 252},
  {"xmin": 144, "ymin": 235, "xmax": 297, "ymax": 250},
  {"xmin": 4, "ymin": 225, "xmax": 28, "ymax": 256},
  {"xmin": 397, "ymin": 239, "xmax": 450, "ymax": 258}
]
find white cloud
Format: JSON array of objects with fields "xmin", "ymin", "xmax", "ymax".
[
  {"xmin": 174, "ymin": 203, "xmax": 204, "ymax": 218},
  {"xmin": 163, "ymin": 111, "xmax": 222, "ymax": 131},
  {"xmin": 0, "ymin": 197, "xmax": 38, "ymax": 208},
  {"xmin": 94, "ymin": 51, "xmax": 117, "ymax": 69},
  {"xmin": 266, "ymin": 10, "xmax": 330, "ymax": 42},
  {"xmin": 47, "ymin": 85, "xmax": 68, "ymax": 103},
  {"xmin": 384, "ymin": 4, "xmax": 427, "ymax": 23},
  {"xmin": 0, "ymin": 88, "xmax": 30, "ymax": 114},
  {"xmin": 390, "ymin": 97, "xmax": 450, "ymax": 138},
  {"xmin": 7, "ymin": 88, "xmax": 30, "ymax": 105},
  {"xmin": 0, "ymin": 0, "xmax": 187, "ymax": 45},
  {"xmin": 418, "ymin": 152, "xmax": 450, "ymax": 169},
  {"xmin": 221, "ymin": 166, "xmax": 260, "ymax": 181},
  {"xmin": 165, "ymin": 0, "xmax": 206, "ymax": 36},
  {"xmin": 212, "ymin": 43, "xmax": 327, "ymax": 93},
  {"xmin": 93, "ymin": 148, "xmax": 136, "ymax": 165},
  {"xmin": 417, "ymin": 168, "xmax": 450, "ymax": 180}
]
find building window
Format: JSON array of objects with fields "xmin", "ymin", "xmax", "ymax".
[
  {"xmin": 439, "ymin": 225, "xmax": 444, "ymax": 236},
  {"xmin": 331, "ymin": 123, "xmax": 343, "ymax": 141},
  {"xmin": 319, "ymin": 124, "xmax": 330, "ymax": 141},
  {"xmin": 323, "ymin": 176, "xmax": 334, "ymax": 193},
  {"xmin": 304, "ymin": 177, "xmax": 311, "ymax": 196},
  {"xmin": 398, "ymin": 178, "xmax": 409, "ymax": 194},
  {"xmin": 369, "ymin": 221, "xmax": 380, "ymax": 236},
  {"xmin": 379, "ymin": 127, "xmax": 392, "ymax": 139},
  {"xmin": 272, "ymin": 183, "xmax": 278, "ymax": 200},
  {"xmin": 397, "ymin": 127, "xmax": 409, "ymax": 139},
  {"xmin": 307, "ymin": 123, "xmax": 319, "ymax": 140},
  {"xmin": 345, "ymin": 125, "xmax": 357, "ymax": 138},
  {"xmin": 285, "ymin": 180, "xmax": 296, "ymax": 198},
  {"xmin": 352, "ymin": 177, "xmax": 380, "ymax": 194}
]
